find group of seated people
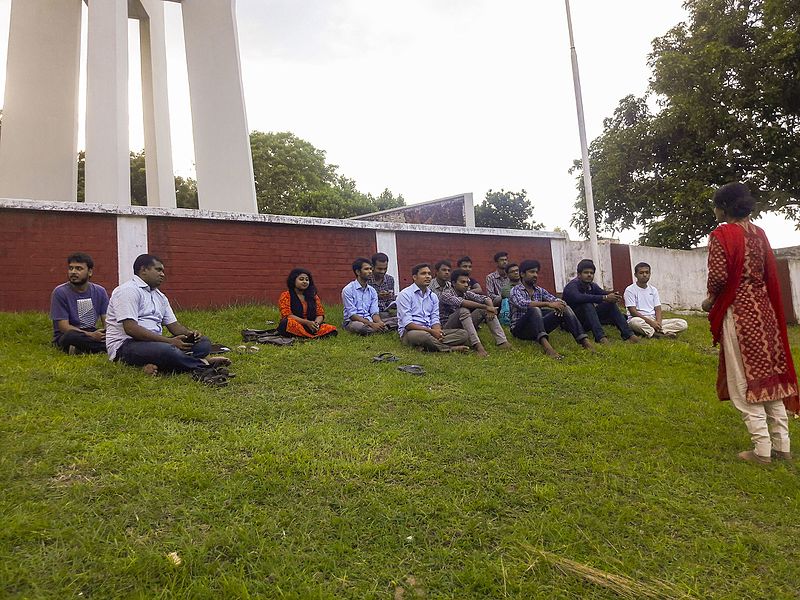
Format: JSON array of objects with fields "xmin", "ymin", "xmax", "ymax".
[{"xmin": 50, "ymin": 250, "xmax": 688, "ymax": 385}]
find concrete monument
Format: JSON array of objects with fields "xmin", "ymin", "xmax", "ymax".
[{"xmin": 0, "ymin": 0, "xmax": 257, "ymax": 213}]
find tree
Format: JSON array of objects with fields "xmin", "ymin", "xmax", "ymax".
[
  {"xmin": 475, "ymin": 189, "xmax": 544, "ymax": 230},
  {"xmin": 571, "ymin": 0, "xmax": 800, "ymax": 249},
  {"xmin": 249, "ymin": 130, "xmax": 404, "ymax": 218},
  {"xmin": 77, "ymin": 151, "xmax": 198, "ymax": 209}
]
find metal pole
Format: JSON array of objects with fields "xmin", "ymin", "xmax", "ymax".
[{"xmin": 565, "ymin": 0, "xmax": 602, "ymax": 284}]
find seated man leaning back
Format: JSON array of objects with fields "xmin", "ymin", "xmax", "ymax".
[
  {"xmin": 50, "ymin": 252, "xmax": 109, "ymax": 354},
  {"xmin": 397, "ymin": 263, "xmax": 470, "ymax": 352},
  {"xmin": 104, "ymin": 254, "xmax": 231, "ymax": 385}
]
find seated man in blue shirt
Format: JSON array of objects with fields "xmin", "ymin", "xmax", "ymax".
[
  {"xmin": 105, "ymin": 254, "xmax": 231, "ymax": 386},
  {"xmin": 509, "ymin": 259, "xmax": 593, "ymax": 359},
  {"xmin": 342, "ymin": 257, "xmax": 390, "ymax": 335},
  {"xmin": 562, "ymin": 259, "xmax": 639, "ymax": 345},
  {"xmin": 397, "ymin": 263, "xmax": 470, "ymax": 352},
  {"xmin": 49, "ymin": 252, "xmax": 109, "ymax": 354}
]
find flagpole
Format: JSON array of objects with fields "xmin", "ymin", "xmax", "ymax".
[{"xmin": 565, "ymin": 0, "xmax": 602, "ymax": 284}]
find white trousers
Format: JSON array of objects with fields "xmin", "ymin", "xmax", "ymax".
[
  {"xmin": 721, "ymin": 309, "xmax": 790, "ymax": 458},
  {"xmin": 628, "ymin": 317, "xmax": 687, "ymax": 338}
]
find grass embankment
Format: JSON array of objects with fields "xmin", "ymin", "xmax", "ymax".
[{"xmin": 1, "ymin": 307, "xmax": 799, "ymax": 599}]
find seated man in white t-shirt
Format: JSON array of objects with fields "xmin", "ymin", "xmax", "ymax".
[{"xmin": 624, "ymin": 262, "xmax": 688, "ymax": 338}]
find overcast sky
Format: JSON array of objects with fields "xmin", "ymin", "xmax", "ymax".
[{"xmin": 0, "ymin": 0, "xmax": 796, "ymax": 246}]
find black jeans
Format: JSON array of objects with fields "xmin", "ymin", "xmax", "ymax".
[
  {"xmin": 511, "ymin": 306, "xmax": 587, "ymax": 344},
  {"xmin": 55, "ymin": 330, "xmax": 106, "ymax": 354},
  {"xmin": 116, "ymin": 336, "xmax": 212, "ymax": 373},
  {"xmin": 572, "ymin": 302, "xmax": 634, "ymax": 342}
]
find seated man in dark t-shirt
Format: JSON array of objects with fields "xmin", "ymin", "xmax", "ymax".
[{"xmin": 49, "ymin": 253, "xmax": 110, "ymax": 354}]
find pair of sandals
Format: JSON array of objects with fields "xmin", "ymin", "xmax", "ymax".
[
  {"xmin": 372, "ymin": 352, "xmax": 426, "ymax": 376},
  {"xmin": 241, "ymin": 328, "xmax": 294, "ymax": 346},
  {"xmin": 192, "ymin": 364, "xmax": 235, "ymax": 387}
]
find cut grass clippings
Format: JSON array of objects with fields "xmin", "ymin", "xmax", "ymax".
[{"xmin": 1, "ymin": 306, "xmax": 799, "ymax": 599}]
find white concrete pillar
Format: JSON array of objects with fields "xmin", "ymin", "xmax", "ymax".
[
  {"xmin": 85, "ymin": 0, "xmax": 130, "ymax": 206},
  {"xmin": 117, "ymin": 215, "xmax": 149, "ymax": 284},
  {"xmin": 550, "ymin": 237, "xmax": 567, "ymax": 293},
  {"xmin": 375, "ymin": 231, "xmax": 399, "ymax": 292},
  {"xmin": 138, "ymin": 0, "xmax": 176, "ymax": 208},
  {"xmin": 0, "ymin": 0, "xmax": 82, "ymax": 202},
  {"xmin": 181, "ymin": 0, "xmax": 257, "ymax": 213}
]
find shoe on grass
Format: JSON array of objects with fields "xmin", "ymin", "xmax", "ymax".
[
  {"xmin": 737, "ymin": 450, "xmax": 771, "ymax": 465},
  {"xmin": 771, "ymin": 450, "xmax": 792, "ymax": 460}
]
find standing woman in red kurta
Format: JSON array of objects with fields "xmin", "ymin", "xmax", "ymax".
[
  {"xmin": 702, "ymin": 183, "xmax": 798, "ymax": 464},
  {"xmin": 277, "ymin": 268, "xmax": 337, "ymax": 339}
]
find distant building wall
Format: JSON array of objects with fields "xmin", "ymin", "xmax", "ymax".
[{"xmin": 353, "ymin": 193, "xmax": 475, "ymax": 227}]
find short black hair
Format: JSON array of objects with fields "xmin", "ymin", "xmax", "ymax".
[
  {"xmin": 434, "ymin": 259, "xmax": 452, "ymax": 271},
  {"xmin": 67, "ymin": 252, "xmax": 94, "ymax": 270},
  {"xmin": 411, "ymin": 263, "xmax": 431, "ymax": 276},
  {"xmin": 505, "ymin": 262, "xmax": 519, "ymax": 273},
  {"xmin": 352, "ymin": 257, "xmax": 372, "ymax": 274},
  {"xmin": 634, "ymin": 262, "xmax": 651, "ymax": 274},
  {"xmin": 450, "ymin": 268, "xmax": 471, "ymax": 283},
  {"xmin": 493, "ymin": 251, "xmax": 509, "ymax": 262},
  {"xmin": 133, "ymin": 253, "xmax": 161, "ymax": 274},
  {"xmin": 371, "ymin": 252, "xmax": 389, "ymax": 265},
  {"xmin": 457, "ymin": 256, "xmax": 472, "ymax": 266},
  {"xmin": 576, "ymin": 258, "xmax": 596, "ymax": 273},
  {"xmin": 712, "ymin": 182, "xmax": 755, "ymax": 218},
  {"xmin": 519, "ymin": 259, "xmax": 541, "ymax": 274}
]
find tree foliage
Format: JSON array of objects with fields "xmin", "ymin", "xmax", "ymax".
[
  {"xmin": 77, "ymin": 151, "xmax": 198, "ymax": 209},
  {"xmin": 475, "ymin": 189, "xmax": 544, "ymax": 230},
  {"xmin": 249, "ymin": 131, "xmax": 404, "ymax": 218},
  {"xmin": 571, "ymin": 0, "xmax": 800, "ymax": 248}
]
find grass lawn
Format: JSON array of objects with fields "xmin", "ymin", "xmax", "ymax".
[{"xmin": 1, "ymin": 306, "xmax": 799, "ymax": 599}]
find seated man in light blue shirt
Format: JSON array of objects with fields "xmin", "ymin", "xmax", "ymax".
[
  {"xmin": 397, "ymin": 263, "xmax": 470, "ymax": 352},
  {"xmin": 342, "ymin": 257, "xmax": 389, "ymax": 335},
  {"xmin": 105, "ymin": 254, "xmax": 232, "ymax": 386}
]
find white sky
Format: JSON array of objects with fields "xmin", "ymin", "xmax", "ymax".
[{"xmin": 0, "ymin": 0, "xmax": 796, "ymax": 247}]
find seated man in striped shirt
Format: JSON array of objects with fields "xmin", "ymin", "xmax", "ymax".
[
  {"xmin": 440, "ymin": 269, "xmax": 511, "ymax": 357},
  {"xmin": 509, "ymin": 259, "xmax": 594, "ymax": 359}
]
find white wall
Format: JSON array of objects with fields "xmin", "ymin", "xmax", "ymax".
[{"xmin": 627, "ymin": 246, "xmax": 708, "ymax": 311}]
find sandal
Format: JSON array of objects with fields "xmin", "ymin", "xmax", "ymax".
[
  {"xmin": 397, "ymin": 364, "xmax": 425, "ymax": 376},
  {"xmin": 192, "ymin": 367, "xmax": 229, "ymax": 387},
  {"xmin": 372, "ymin": 352, "xmax": 399, "ymax": 363}
]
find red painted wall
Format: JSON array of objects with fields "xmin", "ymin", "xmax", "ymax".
[
  {"xmin": 609, "ymin": 244, "xmax": 633, "ymax": 294},
  {"xmin": 394, "ymin": 232, "xmax": 555, "ymax": 291},
  {"xmin": 147, "ymin": 218, "xmax": 377, "ymax": 308},
  {"xmin": 0, "ymin": 210, "xmax": 118, "ymax": 312}
]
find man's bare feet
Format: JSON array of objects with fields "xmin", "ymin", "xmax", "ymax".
[
  {"xmin": 598, "ymin": 337, "xmax": 611, "ymax": 345},
  {"xmin": 142, "ymin": 364, "xmax": 158, "ymax": 376},
  {"xmin": 497, "ymin": 342, "xmax": 512, "ymax": 349},
  {"xmin": 581, "ymin": 339, "xmax": 596, "ymax": 353},
  {"xmin": 475, "ymin": 344, "xmax": 489, "ymax": 358},
  {"xmin": 206, "ymin": 356, "xmax": 232, "ymax": 367},
  {"xmin": 450, "ymin": 345, "xmax": 471, "ymax": 353},
  {"xmin": 540, "ymin": 339, "xmax": 563, "ymax": 360},
  {"xmin": 626, "ymin": 335, "xmax": 641, "ymax": 344},
  {"xmin": 664, "ymin": 332, "xmax": 677, "ymax": 339}
]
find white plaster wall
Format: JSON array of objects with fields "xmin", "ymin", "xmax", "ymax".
[
  {"xmin": 549, "ymin": 238, "xmax": 567, "ymax": 292},
  {"xmin": 627, "ymin": 246, "xmax": 709, "ymax": 311},
  {"xmin": 375, "ymin": 231, "xmax": 399, "ymax": 292},
  {"xmin": 788, "ymin": 259, "xmax": 800, "ymax": 324},
  {"xmin": 564, "ymin": 239, "xmax": 612, "ymax": 290},
  {"xmin": 117, "ymin": 216, "xmax": 149, "ymax": 284}
]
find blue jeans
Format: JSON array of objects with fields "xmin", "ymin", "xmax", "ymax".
[
  {"xmin": 511, "ymin": 306, "xmax": 587, "ymax": 344},
  {"xmin": 572, "ymin": 302, "xmax": 635, "ymax": 342},
  {"xmin": 55, "ymin": 330, "xmax": 107, "ymax": 354},
  {"xmin": 116, "ymin": 336, "xmax": 212, "ymax": 373}
]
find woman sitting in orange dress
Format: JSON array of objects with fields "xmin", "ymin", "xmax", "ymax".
[{"xmin": 277, "ymin": 268, "xmax": 337, "ymax": 339}]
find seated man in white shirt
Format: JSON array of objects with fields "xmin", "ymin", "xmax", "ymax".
[
  {"xmin": 342, "ymin": 257, "xmax": 389, "ymax": 335},
  {"xmin": 624, "ymin": 262, "xmax": 688, "ymax": 338},
  {"xmin": 105, "ymin": 254, "xmax": 232, "ymax": 386},
  {"xmin": 397, "ymin": 263, "xmax": 470, "ymax": 352}
]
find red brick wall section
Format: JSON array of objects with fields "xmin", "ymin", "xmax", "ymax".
[
  {"xmin": 609, "ymin": 244, "xmax": 633, "ymax": 294},
  {"xmin": 776, "ymin": 258, "xmax": 797, "ymax": 324},
  {"xmin": 394, "ymin": 232, "xmax": 556, "ymax": 291},
  {"xmin": 146, "ymin": 218, "xmax": 377, "ymax": 308},
  {"xmin": 0, "ymin": 210, "xmax": 118, "ymax": 312}
]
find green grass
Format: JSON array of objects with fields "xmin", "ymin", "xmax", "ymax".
[{"xmin": 1, "ymin": 306, "xmax": 799, "ymax": 599}]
